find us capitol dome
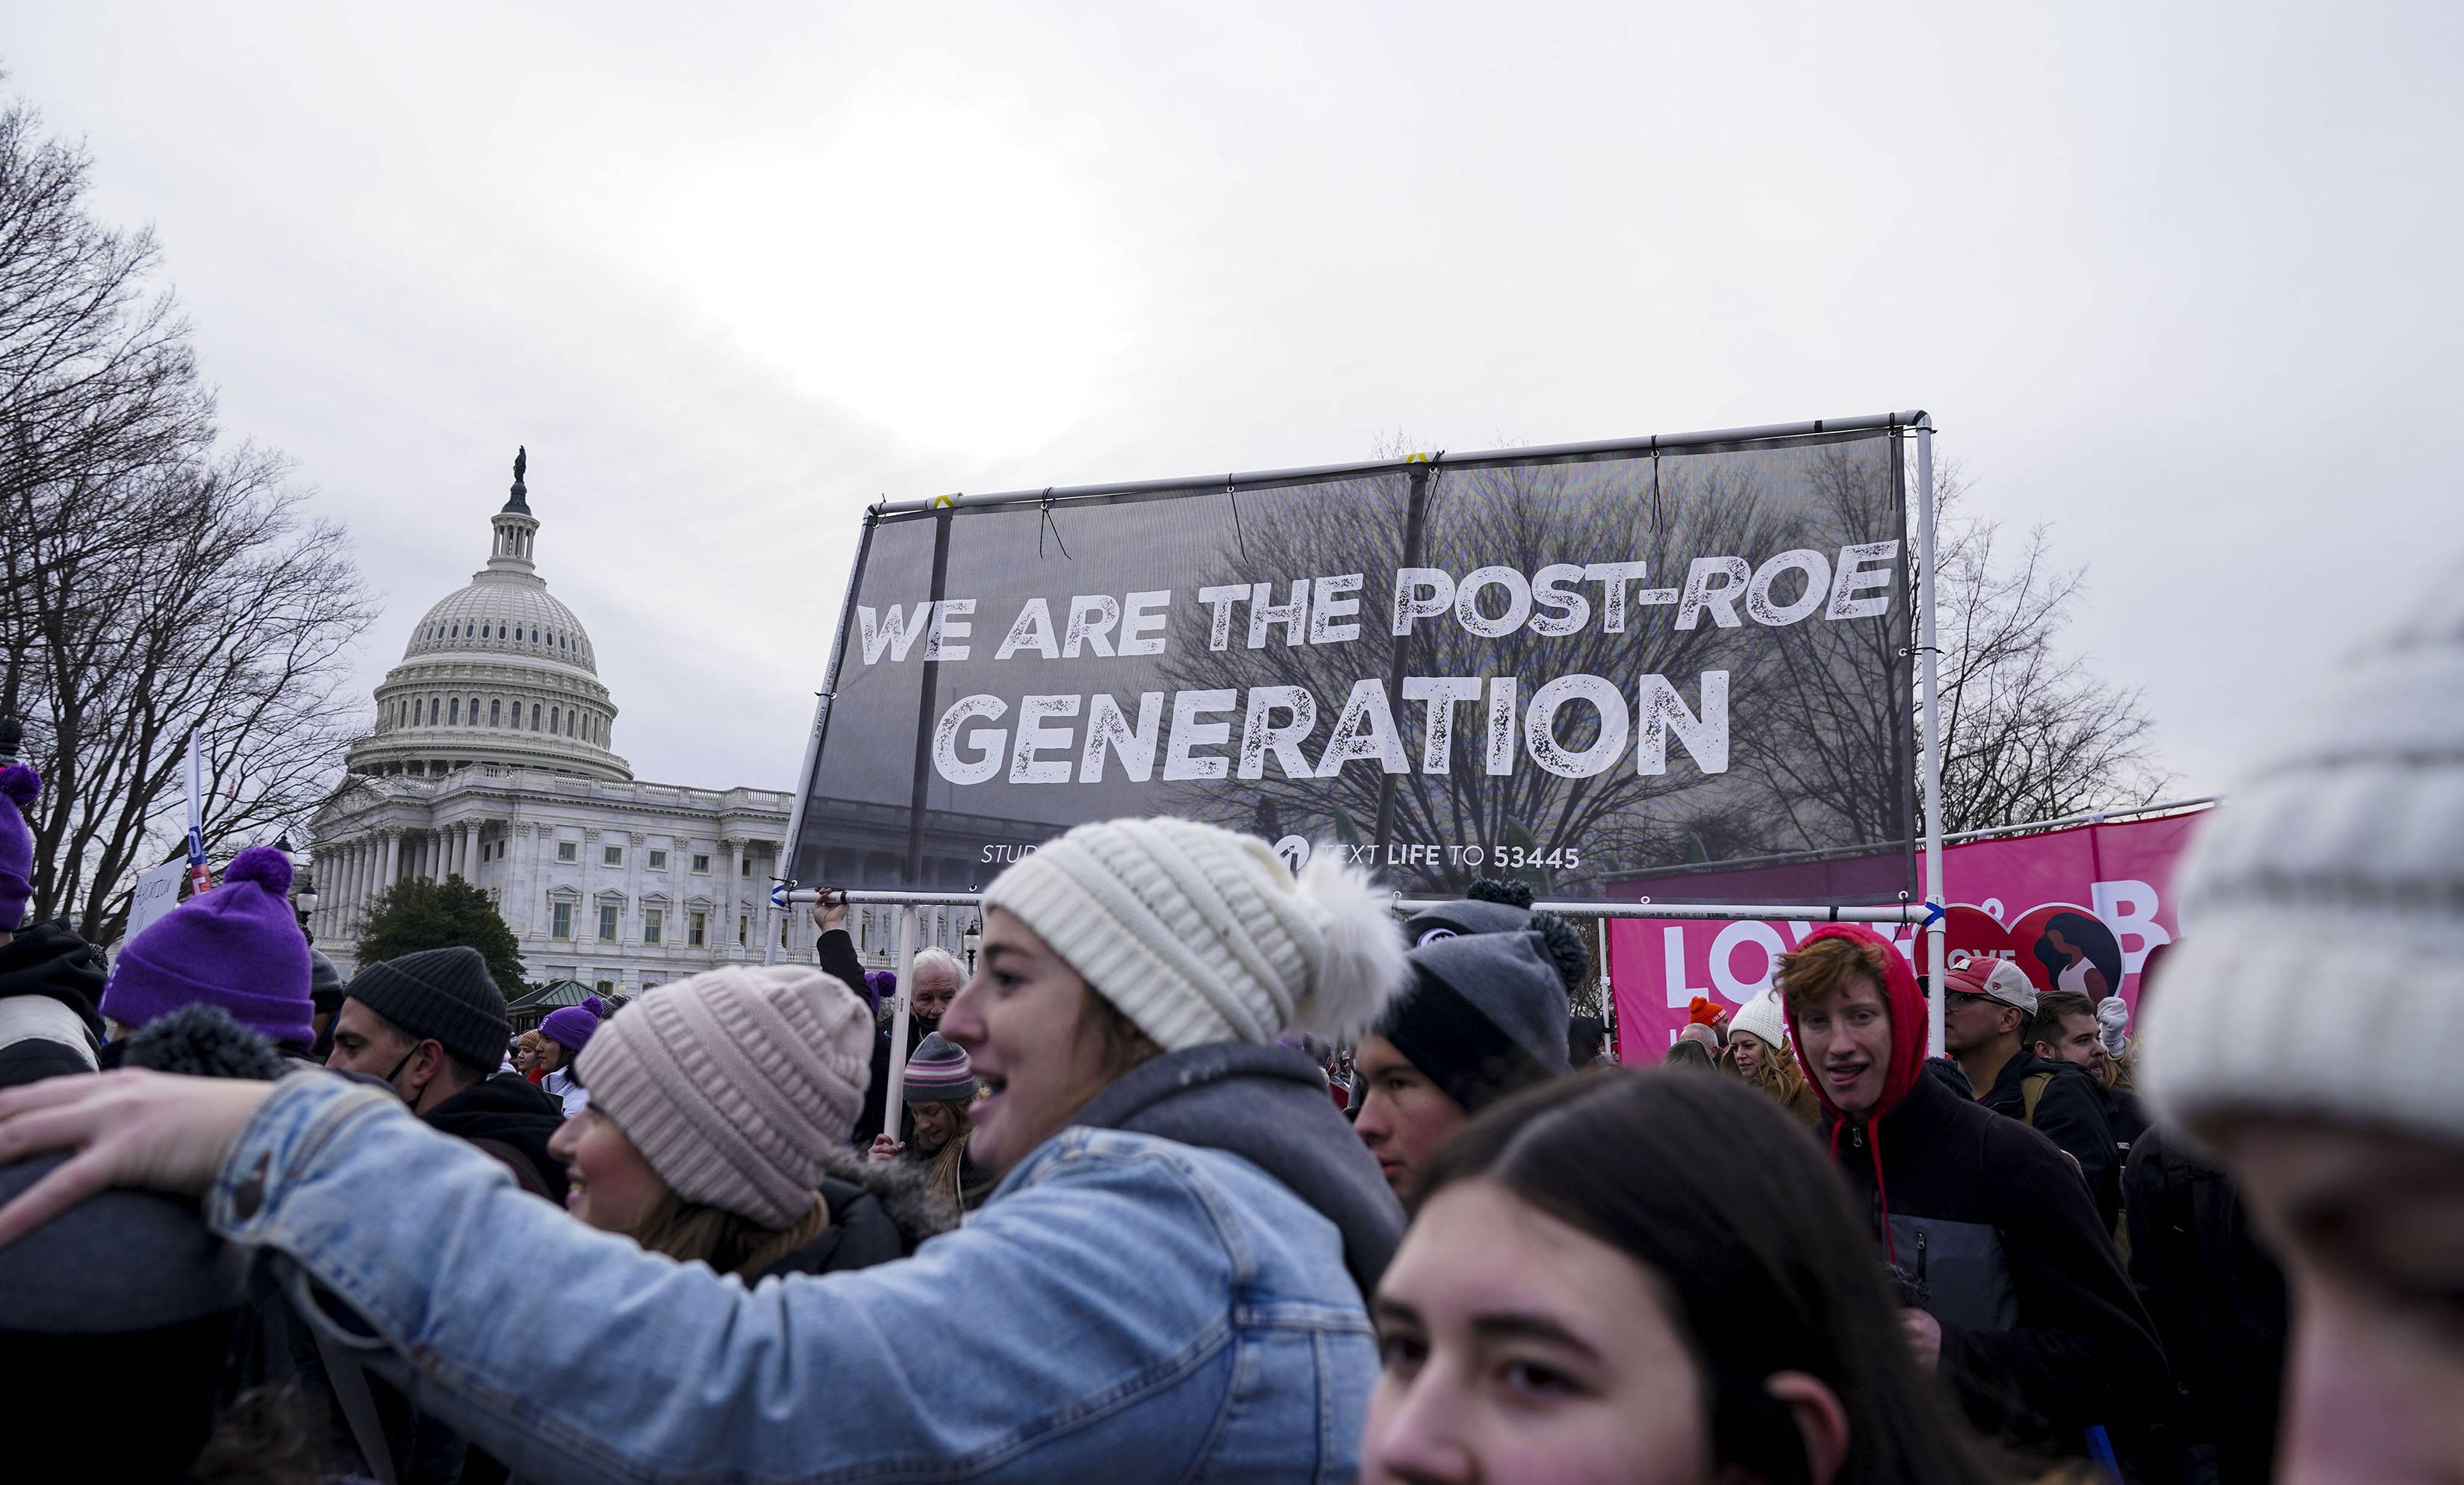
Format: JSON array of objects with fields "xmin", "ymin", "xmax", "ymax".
[
  {"xmin": 305, "ymin": 449, "xmax": 978, "ymax": 998},
  {"xmin": 345, "ymin": 450, "xmax": 629, "ymax": 782}
]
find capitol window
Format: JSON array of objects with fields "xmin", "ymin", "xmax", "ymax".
[
  {"xmin": 597, "ymin": 904, "xmax": 619, "ymax": 941},
  {"xmin": 691, "ymin": 853, "xmax": 711, "ymax": 874},
  {"xmin": 688, "ymin": 910, "xmax": 707, "ymax": 946},
  {"xmin": 551, "ymin": 902, "xmax": 573, "ymax": 939},
  {"xmin": 490, "ymin": 699, "xmax": 502, "ymax": 726},
  {"xmin": 648, "ymin": 849, "xmax": 668, "ymax": 871},
  {"xmin": 603, "ymin": 844, "xmax": 623, "ymax": 867},
  {"xmin": 530, "ymin": 703, "xmax": 541, "ymax": 730},
  {"xmin": 556, "ymin": 841, "xmax": 578, "ymax": 862},
  {"xmin": 643, "ymin": 909, "xmax": 662, "ymax": 944},
  {"xmin": 449, "ymin": 699, "xmax": 460, "ymax": 724}
]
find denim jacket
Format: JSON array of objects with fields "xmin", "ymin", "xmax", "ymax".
[{"xmin": 208, "ymin": 1075, "xmax": 1378, "ymax": 1483}]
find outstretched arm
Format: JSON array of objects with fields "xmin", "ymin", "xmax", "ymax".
[{"xmin": 0, "ymin": 1070, "xmax": 1245, "ymax": 1484}]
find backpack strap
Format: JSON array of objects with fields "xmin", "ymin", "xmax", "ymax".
[{"xmin": 2020, "ymin": 1071, "xmax": 2054, "ymax": 1126}]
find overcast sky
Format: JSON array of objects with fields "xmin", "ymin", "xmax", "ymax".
[{"xmin": 7, "ymin": 2, "xmax": 2460, "ymax": 804}]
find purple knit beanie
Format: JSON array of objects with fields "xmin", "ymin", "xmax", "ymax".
[
  {"xmin": 863, "ymin": 971, "xmax": 894, "ymax": 1014},
  {"xmin": 0, "ymin": 763, "xmax": 37, "ymax": 932},
  {"xmin": 541, "ymin": 1001, "xmax": 601, "ymax": 1053},
  {"xmin": 101, "ymin": 846, "xmax": 311, "ymax": 1047}
]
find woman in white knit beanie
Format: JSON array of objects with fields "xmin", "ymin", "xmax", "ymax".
[
  {"xmin": 0, "ymin": 816, "xmax": 1413, "ymax": 1481},
  {"xmin": 2141, "ymin": 558, "xmax": 2464, "ymax": 1480}
]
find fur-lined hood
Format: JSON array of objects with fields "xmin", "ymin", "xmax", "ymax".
[{"xmin": 818, "ymin": 1144, "xmax": 960, "ymax": 1248}]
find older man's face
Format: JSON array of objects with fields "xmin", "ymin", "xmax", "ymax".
[{"xmin": 912, "ymin": 963, "xmax": 960, "ymax": 1023}]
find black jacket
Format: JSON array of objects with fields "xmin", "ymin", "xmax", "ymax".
[
  {"xmin": 1069, "ymin": 1041, "xmax": 1406, "ymax": 1297},
  {"xmin": 813, "ymin": 927, "xmax": 939, "ymax": 1148},
  {"xmin": 757, "ymin": 1148, "xmax": 958, "ymax": 1279},
  {"xmin": 2124, "ymin": 1124, "xmax": 2287, "ymax": 1485},
  {"xmin": 1977, "ymin": 1050, "xmax": 2121, "ymax": 1230},
  {"xmin": 1826, "ymin": 1071, "xmax": 2168, "ymax": 1451},
  {"xmin": 0, "ymin": 918, "xmax": 106, "ymax": 1089},
  {"xmin": 423, "ymin": 1073, "xmax": 568, "ymax": 1205}
]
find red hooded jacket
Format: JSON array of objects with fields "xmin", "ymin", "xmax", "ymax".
[{"xmin": 1782, "ymin": 924, "xmax": 1929, "ymax": 1260}]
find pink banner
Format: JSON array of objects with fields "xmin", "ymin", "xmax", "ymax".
[{"xmin": 1607, "ymin": 811, "xmax": 2204, "ymax": 1060}]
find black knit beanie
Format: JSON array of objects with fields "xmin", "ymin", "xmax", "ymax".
[
  {"xmin": 342, "ymin": 946, "xmax": 510, "ymax": 1071},
  {"xmin": 1379, "ymin": 929, "xmax": 1574, "ymax": 1115}
]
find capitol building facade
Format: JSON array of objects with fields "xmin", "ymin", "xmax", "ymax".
[{"xmin": 308, "ymin": 456, "xmax": 964, "ymax": 993}]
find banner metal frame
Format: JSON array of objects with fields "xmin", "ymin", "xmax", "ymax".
[{"xmin": 771, "ymin": 411, "xmax": 1952, "ymax": 1059}]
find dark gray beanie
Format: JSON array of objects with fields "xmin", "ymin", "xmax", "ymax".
[
  {"xmin": 1402, "ymin": 877, "xmax": 1534, "ymax": 947},
  {"xmin": 308, "ymin": 947, "xmax": 346, "ymax": 1015},
  {"xmin": 1379, "ymin": 929, "xmax": 1574, "ymax": 1114},
  {"xmin": 343, "ymin": 946, "xmax": 510, "ymax": 1071}
]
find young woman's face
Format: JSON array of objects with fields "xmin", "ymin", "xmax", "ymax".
[
  {"xmin": 514, "ymin": 1034, "xmax": 542, "ymax": 1074},
  {"xmin": 911, "ymin": 1099, "xmax": 959, "ymax": 1154},
  {"xmin": 939, "ymin": 909, "xmax": 1123, "ymax": 1177},
  {"xmin": 1364, "ymin": 1180, "xmax": 1710, "ymax": 1484},
  {"xmin": 1729, "ymin": 1031, "xmax": 1768, "ymax": 1079},
  {"xmin": 546, "ymin": 1106, "xmax": 669, "ymax": 1232},
  {"xmin": 2213, "ymin": 1118, "xmax": 2464, "ymax": 1480}
]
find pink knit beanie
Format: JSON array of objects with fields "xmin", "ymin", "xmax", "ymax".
[{"xmin": 576, "ymin": 965, "xmax": 871, "ymax": 1227}]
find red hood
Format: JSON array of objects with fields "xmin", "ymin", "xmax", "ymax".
[{"xmin": 1785, "ymin": 924, "xmax": 1929, "ymax": 1127}]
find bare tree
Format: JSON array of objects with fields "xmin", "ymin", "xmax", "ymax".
[
  {"xmin": 1157, "ymin": 435, "xmax": 1911, "ymax": 894},
  {"xmin": 1926, "ymin": 467, "xmax": 2168, "ymax": 832},
  {"xmin": 0, "ymin": 90, "xmax": 372, "ymax": 942}
]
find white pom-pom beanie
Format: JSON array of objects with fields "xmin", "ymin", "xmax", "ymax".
[
  {"xmin": 1729, "ymin": 990, "xmax": 1790, "ymax": 1053},
  {"xmin": 2143, "ymin": 554, "xmax": 2464, "ymax": 1149},
  {"xmin": 982, "ymin": 818, "xmax": 1409, "ymax": 1052}
]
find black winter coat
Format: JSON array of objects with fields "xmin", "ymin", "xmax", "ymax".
[
  {"xmin": 0, "ymin": 918, "xmax": 106, "ymax": 1089},
  {"xmin": 814, "ymin": 927, "xmax": 936, "ymax": 1148},
  {"xmin": 756, "ymin": 1148, "xmax": 959, "ymax": 1279},
  {"xmin": 423, "ymin": 1073, "xmax": 569, "ymax": 1206},
  {"xmin": 1825, "ymin": 1071, "xmax": 2168, "ymax": 1453},
  {"xmin": 1977, "ymin": 1050, "xmax": 2122, "ymax": 1230},
  {"xmin": 2124, "ymin": 1124, "xmax": 2288, "ymax": 1485}
]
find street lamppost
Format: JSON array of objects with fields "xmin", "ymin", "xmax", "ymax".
[
  {"xmin": 276, "ymin": 832, "xmax": 317, "ymax": 939},
  {"xmin": 293, "ymin": 873, "xmax": 320, "ymax": 941},
  {"xmin": 962, "ymin": 916, "xmax": 983, "ymax": 973}
]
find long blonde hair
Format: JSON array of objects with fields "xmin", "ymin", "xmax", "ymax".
[
  {"xmin": 629, "ymin": 1189, "xmax": 833, "ymax": 1280},
  {"xmin": 1728, "ymin": 1029, "xmax": 1808, "ymax": 1105},
  {"xmin": 921, "ymin": 1102, "xmax": 977, "ymax": 1210}
]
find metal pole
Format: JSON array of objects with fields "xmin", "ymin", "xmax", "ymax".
[
  {"xmin": 903, "ymin": 510, "xmax": 955, "ymax": 883},
  {"xmin": 768, "ymin": 514, "xmax": 877, "ymax": 967},
  {"xmin": 1595, "ymin": 917, "xmax": 1615, "ymax": 1062},
  {"xmin": 1914, "ymin": 415, "xmax": 1948, "ymax": 1058},
  {"xmin": 868, "ymin": 411, "xmax": 1930, "ymax": 517},
  {"xmin": 762, "ymin": 693, "xmax": 829, "ymax": 971},
  {"xmin": 883, "ymin": 904, "xmax": 915, "ymax": 1148},
  {"xmin": 776, "ymin": 887, "xmax": 1927, "ymax": 921}
]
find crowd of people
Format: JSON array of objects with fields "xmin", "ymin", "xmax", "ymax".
[{"xmin": 0, "ymin": 584, "xmax": 2454, "ymax": 1482}]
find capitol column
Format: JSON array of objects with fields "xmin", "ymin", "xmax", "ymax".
[
  {"xmin": 723, "ymin": 837, "xmax": 744, "ymax": 956},
  {"xmin": 381, "ymin": 829, "xmax": 401, "ymax": 897},
  {"xmin": 511, "ymin": 823, "xmax": 537, "ymax": 935}
]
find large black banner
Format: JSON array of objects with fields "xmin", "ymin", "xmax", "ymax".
[{"xmin": 792, "ymin": 424, "xmax": 1914, "ymax": 902}]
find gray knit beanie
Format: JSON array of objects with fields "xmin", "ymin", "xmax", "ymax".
[
  {"xmin": 983, "ymin": 817, "xmax": 1408, "ymax": 1052},
  {"xmin": 1380, "ymin": 929, "xmax": 1574, "ymax": 1114},
  {"xmin": 342, "ymin": 947, "xmax": 510, "ymax": 1072},
  {"xmin": 2144, "ymin": 554, "xmax": 2464, "ymax": 1148},
  {"xmin": 576, "ymin": 964, "xmax": 872, "ymax": 1227}
]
